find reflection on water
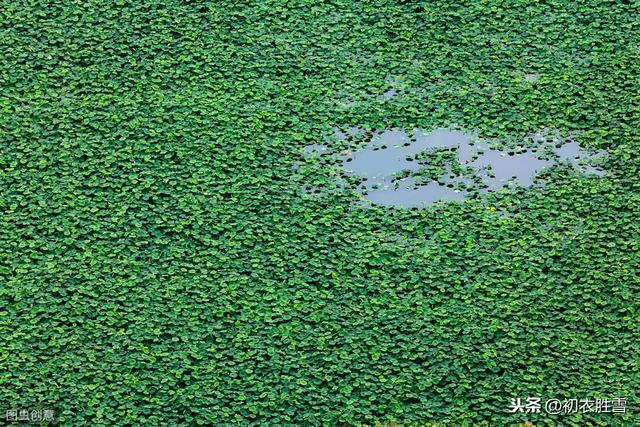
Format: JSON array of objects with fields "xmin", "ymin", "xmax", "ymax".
[
  {"xmin": 303, "ymin": 127, "xmax": 607, "ymax": 208},
  {"xmin": 345, "ymin": 129, "xmax": 469, "ymax": 178},
  {"xmin": 365, "ymin": 178, "xmax": 465, "ymax": 207},
  {"xmin": 470, "ymin": 150, "xmax": 552, "ymax": 189},
  {"xmin": 303, "ymin": 144, "xmax": 329, "ymax": 156},
  {"xmin": 379, "ymin": 89, "xmax": 398, "ymax": 100}
]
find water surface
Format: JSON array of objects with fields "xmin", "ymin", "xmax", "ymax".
[{"xmin": 305, "ymin": 127, "xmax": 607, "ymax": 208}]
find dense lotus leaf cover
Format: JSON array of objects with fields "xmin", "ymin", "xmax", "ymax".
[{"xmin": 1, "ymin": 0, "xmax": 639, "ymax": 425}]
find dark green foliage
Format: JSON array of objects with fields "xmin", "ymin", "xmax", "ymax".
[{"xmin": 1, "ymin": 0, "xmax": 639, "ymax": 426}]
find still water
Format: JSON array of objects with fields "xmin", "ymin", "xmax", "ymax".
[{"xmin": 304, "ymin": 127, "xmax": 606, "ymax": 207}]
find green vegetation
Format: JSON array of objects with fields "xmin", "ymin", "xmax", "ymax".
[{"xmin": 1, "ymin": 0, "xmax": 638, "ymax": 425}]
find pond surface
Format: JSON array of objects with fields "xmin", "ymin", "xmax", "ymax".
[
  {"xmin": 469, "ymin": 149, "xmax": 552, "ymax": 189},
  {"xmin": 365, "ymin": 178, "xmax": 466, "ymax": 207},
  {"xmin": 303, "ymin": 127, "xmax": 607, "ymax": 207},
  {"xmin": 345, "ymin": 129, "xmax": 468, "ymax": 177}
]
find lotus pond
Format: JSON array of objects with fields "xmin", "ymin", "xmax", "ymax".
[{"xmin": 1, "ymin": 1, "xmax": 638, "ymax": 426}]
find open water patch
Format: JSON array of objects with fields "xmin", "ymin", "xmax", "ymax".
[{"xmin": 306, "ymin": 127, "xmax": 607, "ymax": 208}]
